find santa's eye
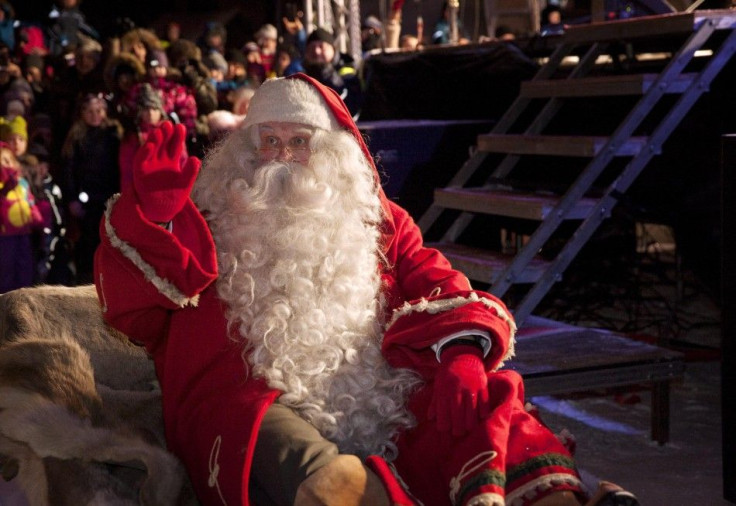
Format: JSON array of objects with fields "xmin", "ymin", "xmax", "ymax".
[
  {"xmin": 288, "ymin": 136, "xmax": 310, "ymax": 150},
  {"xmin": 264, "ymin": 136, "xmax": 280, "ymax": 148}
]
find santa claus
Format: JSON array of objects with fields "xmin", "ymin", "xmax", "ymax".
[{"xmin": 94, "ymin": 74, "xmax": 638, "ymax": 506}]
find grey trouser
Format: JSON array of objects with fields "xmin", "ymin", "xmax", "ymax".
[{"xmin": 249, "ymin": 402, "xmax": 339, "ymax": 506}]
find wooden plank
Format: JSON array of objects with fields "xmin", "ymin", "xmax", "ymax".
[
  {"xmin": 564, "ymin": 12, "xmax": 697, "ymax": 43},
  {"xmin": 518, "ymin": 360, "xmax": 683, "ymax": 396},
  {"xmin": 509, "ymin": 328, "xmax": 684, "ymax": 372},
  {"xmin": 434, "ymin": 187, "xmax": 599, "ymax": 220},
  {"xmin": 428, "ymin": 242, "xmax": 550, "ymax": 284},
  {"xmin": 521, "ymin": 73, "xmax": 696, "ymax": 98},
  {"xmin": 477, "ymin": 134, "xmax": 647, "ymax": 157}
]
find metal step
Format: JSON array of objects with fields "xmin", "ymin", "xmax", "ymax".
[
  {"xmin": 433, "ymin": 187, "xmax": 599, "ymax": 220},
  {"xmin": 521, "ymin": 73, "xmax": 696, "ymax": 98},
  {"xmin": 429, "ymin": 242, "xmax": 551, "ymax": 284},
  {"xmin": 477, "ymin": 134, "xmax": 648, "ymax": 157}
]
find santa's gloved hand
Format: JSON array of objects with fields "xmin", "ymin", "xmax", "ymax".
[
  {"xmin": 133, "ymin": 121, "xmax": 200, "ymax": 224},
  {"xmin": 428, "ymin": 344, "xmax": 490, "ymax": 436}
]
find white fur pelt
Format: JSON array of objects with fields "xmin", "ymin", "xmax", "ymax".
[
  {"xmin": 0, "ymin": 336, "xmax": 184, "ymax": 506},
  {"xmin": 194, "ymin": 125, "xmax": 422, "ymax": 460},
  {"xmin": 0, "ymin": 285, "xmax": 195, "ymax": 505}
]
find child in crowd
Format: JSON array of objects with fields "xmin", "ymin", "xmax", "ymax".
[
  {"xmin": 60, "ymin": 93, "xmax": 122, "ymax": 284},
  {"xmin": 0, "ymin": 114, "xmax": 31, "ymax": 170},
  {"xmin": 118, "ymin": 83, "xmax": 170, "ymax": 191},
  {"xmin": 24, "ymin": 144, "xmax": 72, "ymax": 285},
  {"xmin": 0, "ymin": 143, "xmax": 43, "ymax": 293}
]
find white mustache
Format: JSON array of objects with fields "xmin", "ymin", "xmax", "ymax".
[{"xmin": 253, "ymin": 160, "xmax": 333, "ymax": 210}]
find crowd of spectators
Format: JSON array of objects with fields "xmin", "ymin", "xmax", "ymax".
[{"xmin": 0, "ymin": 0, "xmax": 515, "ymax": 296}]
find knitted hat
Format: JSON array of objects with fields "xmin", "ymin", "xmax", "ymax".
[
  {"xmin": 242, "ymin": 76, "xmax": 339, "ymax": 132},
  {"xmin": 203, "ymin": 51, "xmax": 228, "ymax": 74},
  {"xmin": 307, "ymin": 27, "xmax": 334, "ymax": 46},
  {"xmin": 0, "ymin": 116, "xmax": 28, "ymax": 141},
  {"xmin": 255, "ymin": 24, "xmax": 278, "ymax": 44},
  {"xmin": 136, "ymin": 84, "xmax": 166, "ymax": 116},
  {"xmin": 363, "ymin": 15, "xmax": 383, "ymax": 31}
]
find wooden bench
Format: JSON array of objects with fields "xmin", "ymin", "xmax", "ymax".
[{"xmin": 506, "ymin": 316, "xmax": 685, "ymax": 445}]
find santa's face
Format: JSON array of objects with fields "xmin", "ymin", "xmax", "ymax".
[{"xmin": 256, "ymin": 122, "xmax": 313, "ymax": 166}]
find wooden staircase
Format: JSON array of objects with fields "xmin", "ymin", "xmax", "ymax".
[{"xmin": 419, "ymin": 10, "xmax": 736, "ymax": 326}]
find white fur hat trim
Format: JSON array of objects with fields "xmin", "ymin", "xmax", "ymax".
[{"xmin": 242, "ymin": 77, "xmax": 340, "ymax": 131}]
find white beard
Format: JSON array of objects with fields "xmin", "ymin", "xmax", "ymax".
[{"xmin": 195, "ymin": 127, "xmax": 421, "ymax": 459}]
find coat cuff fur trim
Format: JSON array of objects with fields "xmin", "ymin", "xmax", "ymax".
[
  {"xmin": 386, "ymin": 293, "xmax": 516, "ymax": 336},
  {"xmin": 103, "ymin": 194, "xmax": 200, "ymax": 308}
]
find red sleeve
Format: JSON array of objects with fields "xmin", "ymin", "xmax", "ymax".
[
  {"xmin": 380, "ymin": 201, "xmax": 516, "ymax": 378},
  {"xmin": 94, "ymin": 191, "xmax": 218, "ymax": 355}
]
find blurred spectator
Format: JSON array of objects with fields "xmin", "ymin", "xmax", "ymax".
[
  {"xmin": 228, "ymin": 85, "xmax": 254, "ymax": 116},
  {"xmin": 120, "ymin": 27, "xmax": 168, "ymax": 70},
  {"xmin": 431, "ymin": 1, "xmax": 470, "ymax": 44},
  {"xmin": 160, "ymin": 20, "xmax": 181, "ymax": 50},
  {"xmin": 118, "ymin": 83, "xmax": 169, "ymax": 192},
  {"xmin": 0, "ymin": 48, "xmax": 34, "ymax": 121},
  {"xmin": 280, "ymin": 7, "xmax": 306, "ymax": 56},
  {"xmin": 0, "ymin": 143, "xmax": 42, "ymax": 293},
  {"xmin": 361, "ymin": 15, "xmax": 383, "ymax": 53},
  {"xmin": 15, "ymin": 25, "xmax": 50, "ymax": 59},
  {"xmin": 205, "ymin": 108, "xmax": 244, "ymax": 145},
  {"xmin": 205, "ymin": 50, "xmax": 237, "ymax": 109},
  {"xmin": 400, "ymin": 34, "xmax": 420, "ymax": 50},
  {"xmin": 60, "ymin": 92, "xmax": 122, "ymax": 284},
  {"xmin": 540, "ymin": 4, "xmax": 565, "ymax": 36},
  {"xmin": 274, "ymin": 43, "xmax": 303, "ymax": 77},
  {"xmin": 125, "ymin": 57, "xmax": 198, "ymax": 142},
  {"xmin": 46, "ymin": 35, "xmax": 105, "ymax": 156},
  {"xmin": 198, "ymin": 21, "xmax": 227, "ymax": 57},
  {"xmin": 242, "ymin": 41, "xmax": 265, "ymax": 86},
  {"xmin": 165, "ymin": 38, "xmax": 217, "ymax": 156},
  {"xmin": 0, "ymin": 114, "xmax": 30, "ymax": 169},
  {"xmin": 254, "ymin": 23, "xmax": 278, "ymax": 78},
  {"xmin": 23, "ymin": 53, "xmax": 48, "ymax": 105},
  {"xmin": 224, "ymin": 48, "xmax": 250, "ymax": 88},
  {"xmin": 204, "ymin": 50, "xmax": 228, "ymax": 84},
  {"xmin": 303, "ymin": 27, "xmax": 362, "ymax": 117},
  {"xmin": 46, "ymin": 0, "xmax": 100, "ymax": 57},
  {"xmin": 23, "ymin": 144, "xmax": 72, "ymax": 285},
  {"xmin": 0, "ymin": 1, "xmax": 14, "ymax": 51},
  {"xmin": 103, "ymin": 51, "xmax": 145, "ymax": 130}
]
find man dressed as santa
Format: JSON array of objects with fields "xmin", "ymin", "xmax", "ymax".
[{"xmin": 94, "ymin": 74, "xmax": 638, "ymax": 506}]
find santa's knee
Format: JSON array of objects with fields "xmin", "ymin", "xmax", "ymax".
[{"xmin": 294, "ymin": 454, "xmax": 390, "ymax": 506}]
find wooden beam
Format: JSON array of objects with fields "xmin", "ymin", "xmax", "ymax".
[{"xmin": 477, "ymin": 134, "xmax": 648, "ymax": 157}]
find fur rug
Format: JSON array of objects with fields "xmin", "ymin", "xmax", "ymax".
[{"xmin": 0, "ymin": 285, "xmax": 197, "ymax": 505}]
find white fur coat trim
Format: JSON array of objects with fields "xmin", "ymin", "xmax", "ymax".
[
  {"xmin": 385, "ymin": 293, "xmax": 517, "ymax": 365},
  {"xmin": 104, "ymin": 194, "xmax": 200, "ymax": 309}
]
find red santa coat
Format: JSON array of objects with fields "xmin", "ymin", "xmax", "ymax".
[
  {"xmin": 95, "ymin": 192, "xmax": 582, "ymax": 506},
  {"xmin": 95, "ymin": 74, "xmax": 582, "ymax": 506}
]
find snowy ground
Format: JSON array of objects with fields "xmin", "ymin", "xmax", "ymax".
[{"xmin": 535, "ymin": 360, "xmax": 728, "ymax": 505}]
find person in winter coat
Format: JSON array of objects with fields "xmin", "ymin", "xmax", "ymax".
[
  {"xmin": 61, "ymin": 92, "xmax": 121, "ymax": 284},
  {"xmin": 0, "ymin": 143, "xmax": 42, "ymax": 292},
  {"xmin": 94, "ymin": 75, "xmax": 639, "ymax": 506},
  {"xmin": 302, "ymin": 28, "xmax": 363, "ymax": 118}
]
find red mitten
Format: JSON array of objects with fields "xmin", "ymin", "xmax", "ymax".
[
  {"xmin": 133, "ymin": 121, "xmax": 200, "ymax": 223},
  {"xmin": 391, "ymin": 0, "xmax": 405, "ymax": 12},
  {"xmin": 428, "ymin": 344, "xmax": 490, "ymax": 436}
]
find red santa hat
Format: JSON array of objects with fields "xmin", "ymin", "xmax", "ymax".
[{"xmin": 242, "ymin": 73, "xmax": 396, "ymax": 243}]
